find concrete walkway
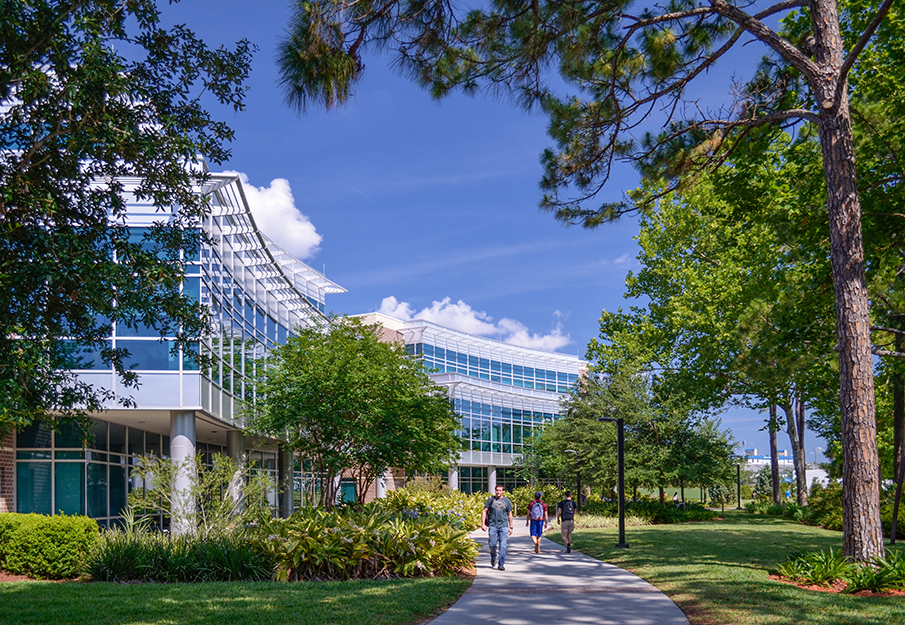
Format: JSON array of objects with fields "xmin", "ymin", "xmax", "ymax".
[{"xmin": 428, "ymin": 520, "xmax": 689, "ymax": 625}]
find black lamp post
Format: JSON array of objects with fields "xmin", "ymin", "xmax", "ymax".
[
  {"xmin": 564, "ymin": 449, "xmax": 582, "ymax": 512},
  {"xmin": 598, "ymin": 416, "xmax": 629, "ymax": 548}
]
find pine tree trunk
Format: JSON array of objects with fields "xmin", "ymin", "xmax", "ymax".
[
  {"xmin": 810, "ymin": 0, "xmax": 884, "ymax": 561},
  {"xmin": 782, "ymin": 402, "xmax": 808, "ymax": 506},
  {"xmin": 770, "ymin": 405, "xmax": 781, "ymax": 505}
]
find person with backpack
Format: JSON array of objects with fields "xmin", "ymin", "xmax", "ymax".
[
  {"xmin": 526, "ymin": 491, "xmax": 548, "ymax": 554},
  {"xmin": 481, "ymin": 485, "xmax": 514, "ymax": 570},
  {"xmin": 556, "ymin": 491, "xmax": 578, "ymax": 553}
]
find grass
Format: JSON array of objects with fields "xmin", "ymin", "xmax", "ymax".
[
  {"xmin": 0, "ymin": 577, "xmax": 472, "ymax": 625},
  {"xmin": 548, "ymin": 510, "xmax": 905, "ymax": 625}
]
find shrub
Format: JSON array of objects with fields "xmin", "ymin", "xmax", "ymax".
[
  {"xmin": 267, "ymin": 506, "xmax": 478, "ymax": 581},
  {"xmin": 546, "ymin": 514, "xmax": 649, "ymax": 530},
  {"xmin": 775, "ymin": 549, "xmax": 853, "ymax": 587},
  {"xmin": 509, "ymin": 484, "xmax": 566, "ymax": 517},
  {"xmin": 844, "ymin": 561, "xmax": 899, "ymax": 594},
  {"xmin": 806, "ymin": 482, "xmax": 843, "ymax": 531},
  {"xmin": 0, "ymin": 513, "xmax": 98, "ymax": 579},
  {"xmin": 86, "ymin": 530, "xmax": 274, "ymax": 583},
  {"xmin": 375, "ymin": 486, "xmax": 484, "ymax": 530}
]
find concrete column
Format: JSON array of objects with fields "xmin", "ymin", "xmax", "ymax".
[
  {"xmin": 225, "ymin": 430, "xmax": 245, "ymax": 513},
  {"xmin": 447, "ymin": 467, "xmax": 459, "ymax": 491},
  {"xmin": 487, "ymin": 465, "xmax": 497, "ymax": 494},
  {"xmin": 375, "ymin": 470, "xmax": 387, "ymax": 499},
  {"xmin": 278, "ymin": 446, "xmax": 294, "ymax": 518},
  {"xmin": 170, "ymin": 411, "xmax": 196, "ymax": 536}
]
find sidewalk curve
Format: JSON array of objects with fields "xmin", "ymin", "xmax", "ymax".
[{"xmin": 428, "ymin": 520, "xmax": 689, "ymax": 625}]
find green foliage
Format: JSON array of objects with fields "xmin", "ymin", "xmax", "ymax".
[
  {"xmin": 375, "ymin": 485, "xmax": 485, "ymax": 530},
  {"xmin": 0, "ymin": 513, "xmax": 98, "ymax": 579},
  {"xmin": 508, "ymin": 484, "xmax": 564, "ymax": 516},
  {"xmin": 582, "ymin": 499, "xmax": 717, "ymax": 524},
  {"xmin": 0, "ymin": 0, "xmax": 253, "ymax": 432},
  {"xmin": 127, "ymin": 453, "xmax": 277, "ymax": 537},
  {"xmin": 266, "ymin": 507, "xmax": 478, "ymax": 581},
  {"xmin": 251, "ymin": 316, "xmax": 462, "ymax": 508},
  {"xmin": 775, "ymin": 549, "xmax": 854, "ymax": 587},
  {"xmin": 86, "ymin": 529, "xmax": 274, "ymax": 583},
  {"xmin": 804, "ymin": 482, "xmax": 844, "ymax": 531},
  {"xmin": 547, "ymin": 514, "xmax": 650, "ymax": 530},
  {"xmin": 776, "ymin": 548, "xmax": 905, "ymax": 593},
  {"xmin": 707, "ymin": 484, "xmax": 735, "ymax": 511}
]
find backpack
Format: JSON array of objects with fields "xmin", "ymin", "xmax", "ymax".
[{"xmin": 530, "ymin": 501, "xmax": 545, "ymax": 521}]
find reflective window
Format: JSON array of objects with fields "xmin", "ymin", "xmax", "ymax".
[{"xmin": 118, "ymin": 340, "xmax": 179, "ymax": 371}]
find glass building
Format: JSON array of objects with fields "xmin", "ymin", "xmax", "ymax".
[
  {"xmin": 0, "ymin": 172, "xmax": 345, "ymax": 525},
  {"xmin": 356, "ymin": 313, "xmax": 586, "ymax": 494}
]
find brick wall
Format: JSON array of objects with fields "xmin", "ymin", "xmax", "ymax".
[{"xmin": 0, "ymin": 432, "xmax": 13, "ymax": 513}]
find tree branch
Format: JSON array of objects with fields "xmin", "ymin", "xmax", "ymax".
[
  {"xmin": 872, "ymin": 326, "xmax": 905, "ymax": 337},
  {"xmin": 837, "ymin": 0, "xmax": 894, "ymax": 91},
  {"xmin": 710, "ymin": 0, "xmax": 818, "ymax": 80}
]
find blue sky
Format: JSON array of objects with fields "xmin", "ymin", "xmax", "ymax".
[{"xmin": 165, "ymin": 0, "xmax": 827, "ymax": 462}]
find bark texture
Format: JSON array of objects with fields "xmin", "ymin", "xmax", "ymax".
[
  {"xmin": 812, "ymin": 0, "xmax": 883, "ymax": 561},
  {"xmin": 769, "ymin": 405, "xmax": 781, "ymax": 505}
]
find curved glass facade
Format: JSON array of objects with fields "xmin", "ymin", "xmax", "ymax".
[{"xmin": 359, "ymin": 313, "xmax": 586, "ymax": 494}]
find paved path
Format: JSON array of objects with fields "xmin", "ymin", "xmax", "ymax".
[{"xmin": 429, "ymin": 520, "xmax": 689, "ymax": 625}]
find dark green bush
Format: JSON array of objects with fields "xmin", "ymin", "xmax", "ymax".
[
  {"xmin": 0, "ymin": 513, "xmax": 98, "ymax": 579},
  {"xmin": 806, "ymin": 482, "xmax": 843, "ymax": 531},
  {"xmin": 582, "ymin": 499, "xmax": 715, "ymax": 524},
  {"xmin": 87, "ymin": 530, "xmax": 274, "ymax": 583}
]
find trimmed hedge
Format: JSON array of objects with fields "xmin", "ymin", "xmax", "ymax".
[{"xmin": 0, "ymin": 513, "xmax": 98, "ymax": 579}]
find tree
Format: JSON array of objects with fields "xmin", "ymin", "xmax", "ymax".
[
  {"xmin": 277, "ymin": 0, "xmax": 894, "ymax": 559},
  {"xmin": 250, "ymin": 316, "xmax": 462, "ymax": 508},
  {"xmin": 0, "ymin": 0, "xmax": 253, "ymax": 434}
]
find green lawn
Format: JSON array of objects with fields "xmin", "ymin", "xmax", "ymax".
[
  {"xmin": 0, "ymin": 576, "xmax": 472, "ymax": 625},
  {"xmin": 550, "ymin": 510, "xmax": 905, "ymax": 625}
]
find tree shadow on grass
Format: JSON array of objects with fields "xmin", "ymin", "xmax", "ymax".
[
  {"xmin": 566, "ymin": 512, "xmax": 905, "ymax": 625},
  {"xmin": 0, "ymin": 577, "xmax": 472, "ymax": 625}
]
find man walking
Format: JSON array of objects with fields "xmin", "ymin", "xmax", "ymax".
[
  {"xmin": 556, "ymin": 490, "xmax": 578, "ymax": 553},
  {"xmin": 481, "ymin": 485, "xmax": 514, "ymax": 570},
  {"xmin": 526, "ymin": 491, "xmax": 548, "ymax": 553}
]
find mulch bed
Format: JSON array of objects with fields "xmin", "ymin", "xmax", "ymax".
[
  {"xmin": 0, "ymin": 570, "xmax": 37, "ymax": 583},
  {"xmin": 769, "ymin": 574, "xmax": 905, "ymax": 597}
]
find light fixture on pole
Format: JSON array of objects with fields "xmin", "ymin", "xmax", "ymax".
[
  {"xmin": 598, "ymin": 416, "xmax": 629, "ymax": 549},
  {"xmin": 564, "ymin": 449, "xmax": 582, "ymax": 512},
  {"xmin": 813, "ymin": 447, "xmax": 823, "ymax": 464}
]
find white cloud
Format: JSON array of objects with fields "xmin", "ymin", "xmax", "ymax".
[
  {"xmin": 227, "ymin": 171, "xmax": 322, "ymax": 260},
  {"xmin": 378, "ymin": 296, "xmax": 572, "ymax": 352}
]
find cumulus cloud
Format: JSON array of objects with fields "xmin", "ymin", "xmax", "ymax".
[
  {"xmin": 378, "ymin": 296, "xmax": 571, "ymax": 351},
  {"xmin": 227, "ymin": 171, "xmax": 322, "ymax": 260}
]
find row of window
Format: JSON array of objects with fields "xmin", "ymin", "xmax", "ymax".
[{"xmin": 409, "ymin": 343, "xmax": 579, "ymax": 392}]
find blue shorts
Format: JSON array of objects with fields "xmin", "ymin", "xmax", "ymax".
[{"xmin": 529, "ymin": 520, "xmax": 545, "ymax": 537}]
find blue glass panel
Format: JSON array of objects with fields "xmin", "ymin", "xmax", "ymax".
[
  {"xmin": 479, "ymin": 358, "xmax": 489, "ymax": 369},
  {"xmin": 502, "ymin": 377, "xmax": 512, "ymax": 385},
  {"xmin": 185, "ymin": 263, "xmax": 201, "ymax": 275},
  {"xmin": 17, "ymin": 420, "xmax": 52, "ymax": 448},
  {"xmin": 479, "ymin": 372, "xmax": 489, "ymax": 380},
  {"xmin": 183, "ymin": 342, "xmax": 200, "ymax": 371},
  {"xmin": 109, "ymin": 423, "xmax": 126, "ymax": 454},
  {"xmin": 61, "ymin": 341, "xmax": 109, "ymax": 369},
  {"xmin": 523, "ymin": 367, "xmax": 533, "ymax": 378},
  {"xmin": 456, "ymin": 352, "xmax": 467, "ymax": 365},
  {"xmin": 435, "ymin": 347, "xmax": 445, "ymax": 360},
  {"xmin": 490, "ymin": 360, "xmax": 501, "ymax": 372},
  {"xmin": 547, "ymin": 370, "xmax": 557, "ymax": 380},
  {"xmin": 183, "ymin": 276, "xmax": 201, "ymax": 305},
  {"xmin": 118, "ymin": 340, "xmax": 179, "ymax": 370},
  {"xmin": 57, "ymin": 420, "xmax": 83, "ymax": 448},
  {"xmin": 558, "ymin": 372, "xmax": 568, "ymax": 382},
  {"xmin": 514, "ymin": 379, "xmax": 523, "ymax": 388},
  {"xmin": 568, "ymin": 374, "xmax": 579, "ymax": 384},
  {"xmin": 256, "ymin": 308, "xmax": 265, "ymax": 333},
  {"xmin": 110, "ymin": 465, "xmax": 127, "ymax": 518},
  {"xmin": 87, "ymin": 463, "xmax": 108, "ymax": 518},
  {"xmin": 55, "ymin": 462, "xmax": 85, "ymax": 515},
  {"xmin": 491, "ymin": 375, "xmax": 500, "ymax": 383},
  {"xmin": 423, "ymin": 344, "xmax": 434, "ymax": 356},
  {"xmin": 266, "ymin": 317, "xmax": 277, "ymax": 344},
  {"xmin": 17, "ymin": 462, "xmax": 52, "ymax": 515},
  {"xmin": 468, "ymin": 355, "xmax": 479, "ymax": 368},
  {"xmin": 277, "ymin": 324, "xmax": 288, "ymax": 345},
  {"xmin": 502, "ymin": 363, "xmax": 512, "ymax": 374}
]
